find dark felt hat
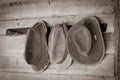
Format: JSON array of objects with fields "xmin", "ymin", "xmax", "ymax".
[
  {"xmin": 67, "ymin": 17, "xmax": 105, "ymax": 65},
  {"xmin": 24, "ymin": 21, "xmax": 49, "ymax": 71},
  {"xmin": 48, "ymin": 23, "xmax": 72, "ymax": 69}
]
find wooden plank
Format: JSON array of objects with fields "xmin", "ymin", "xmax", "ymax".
[
  {"xmin": 0, "ymin": 62, "xmax": 114, "ymax": 76},
  {"xmin": 0, "ymin": 0, "xmax": 48, "ymax": 6},
  {"xmin": 0, "ymin": 72, "xmax": 115, "ymax": 80},
  {"xmin": 113, "ymin": 0, "xmax": 120, "ymax": 80},
  {"xmin": 0, "ymin": 35, "xmax": 115, "ymax": 55},
  {"xmin": 0, "ymin": 35, "xmax": 26, "ymax": 54},
  {"xmin": 105, "ymin": 41, "xmax": 115, "ymax": 54},
  {"xmin": 0, "ymin": 0, "xmax": 112, "ymax": 6},
  {"xmin": 0, "ymin": 0, "xmax": 113, "ymax": 20},
  {"xmin": 0, "ymin": 54, "xmax": 114, "ymax": 67},
  {"xmin": 0, "ymin": 14, "xmax": 114, "ymax": 35},
  {"xmin": 0, "ymin": 54, "xmax": 114, "ymax": 68}
]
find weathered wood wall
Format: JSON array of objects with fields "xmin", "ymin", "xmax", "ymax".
[
  {"xmin": 0, "ymin": 0, "xmax": 115, "ymax": 80},
  {"xmin": 113, "ymin": 0, "xmax": 120, "ymax": 80}
]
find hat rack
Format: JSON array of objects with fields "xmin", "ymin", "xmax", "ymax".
[
  {"xmin": 6, "ymin": 28, "xmax": 29, "ymax": 36},
  {"xmin": 6, "ymin": 23, "xmax": 107, "ymax": 36}
]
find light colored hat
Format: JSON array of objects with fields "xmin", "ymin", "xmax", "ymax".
[
  {"xmin": 24, "ymin": 21, "xmax": 49, "ymax": 71},
  {"xmin": 48, "ymin": 23, "xmax": 72, "ymax": 69},
  {"xmin": 67, "ymin": 17, "xmax": 105, "ymax": 65}
]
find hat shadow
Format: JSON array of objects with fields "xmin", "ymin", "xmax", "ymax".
[
  {"xmin": 42, "ymin": 20, "xmax": 52, "ymax": 45},
  {"xmin": 93, "ymin": 16, "xmax": 107, "ymax": 33},
  {"xmin": 94, "ymin": 16, "xmax": 108, "ymax": 55}
]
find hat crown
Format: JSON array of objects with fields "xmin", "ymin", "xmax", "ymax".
[
  {"xmin": 49, "ymin": 24, "xmax": 67, "ymax": 64},
  {"xmin": 72, "ymin": 25, "xmax": 92, "ymax": 57}
]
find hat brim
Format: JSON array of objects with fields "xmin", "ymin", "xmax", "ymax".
[
  {"xmin": 24, "ymin": 21, "xmax": 49, "ymax": 71},
  {"xmin": 67, "ymin": 17, "xmax": 105, "ymax": 65},
  {"xmin": 51, "ymin": 53, "xmax": 72, "ymax": 69}
]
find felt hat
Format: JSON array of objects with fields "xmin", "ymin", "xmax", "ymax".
[
  {"xmin": 67, "ymin": 17, "xmax": 105, "ymax": 65},
  {"xmin": 48, "ymin": 23, "xmax": 72, "ymax": 69},
  {"xmin": 24, "ymin": 21, "xmax": 49, "ymax": 71}
]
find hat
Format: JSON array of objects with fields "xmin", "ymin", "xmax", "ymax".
[
  {"xmin": 67, "ymin": 16, "xmax": 105, "ymax": 65},
  {"xmin": 24, "ymin": 21, "xmax": 49, "ymax": 71},
  {"xmin": 48, "ymin": 23, "xmax": 72, "ymax": 69}
]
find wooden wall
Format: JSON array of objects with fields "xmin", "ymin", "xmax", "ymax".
[
  {"xmin": 113, "ymin": 0, "xmax": 120, "ymax": 80},
  {"xmin": 0, "ymin": 0, "xmax": 115, "ymax": 80}
]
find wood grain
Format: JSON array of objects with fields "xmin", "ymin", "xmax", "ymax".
[
  {"xmin": 0, "ymin": 55, "xmax": 114, "ymax": 76},
  {"xmin": 0, "ymin": 54, "xmax": 114, "ymax": 68},
  {"xmin": 113, "ymin": 0, "xmax": 120, "ymax": 80},
  {"xmin": 0, "ymin": 64, "xmax": 114, "ymax": 76},
  {"xmin": 0, "ymin": 0, "xmax": 112, "ymax": 6},
  {"xmin": 0, "ymin": 72, "xmax": 115, "ymax": 80},
  {"xmin": 0, "ymin": 0, "xmax": 113, "ymax": 20}
]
